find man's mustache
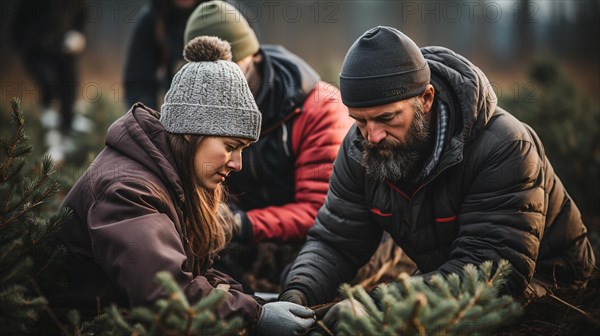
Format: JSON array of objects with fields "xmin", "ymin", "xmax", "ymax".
[{"xmin": 363, "ymin": 139, "xmax": 404, "ymax": 152}]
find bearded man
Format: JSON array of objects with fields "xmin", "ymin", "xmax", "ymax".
[{"xmin": 279, "ymin": 26, "xmax": 595, "ymax": 306}]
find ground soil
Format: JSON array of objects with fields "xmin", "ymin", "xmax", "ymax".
[{"xmin": 497, "ymin": 269, "xmax": 600, "ymax": 336}]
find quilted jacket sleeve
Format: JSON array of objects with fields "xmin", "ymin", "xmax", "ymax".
[
  {"xmin": 87, "ymin": 179, "xmax": 260, "ymax": 324},
  {"xmin": 282, "ymin": 130, "xmax": 383, "ymax": 305},
  {"xmin": 431, "ymin": 134, "xmax": 546, "ymax": 295}
]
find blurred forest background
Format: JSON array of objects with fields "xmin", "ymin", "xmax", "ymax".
[{"xmin": 0, "ymin": 0, "xmax": 599, "ymax": 228}]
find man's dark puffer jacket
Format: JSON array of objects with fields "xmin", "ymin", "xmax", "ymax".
[{"xmin": 283, "ymin": 46, "xmax": 596, "ymax": 305}]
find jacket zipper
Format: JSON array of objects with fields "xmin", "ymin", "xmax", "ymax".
[
  {"xmin": 174, "ymin": 200, "xmax": 193, "ymax": 272},
  {"xmin": 247, "ymin": 148, "xmax": 270, "ymax": 201},
  {"xmin": 248, "ymin": 147, "xmax": 259, "ymax": 183},
  {"xmin": 281, "ymin": 123, "xmax": 291, "ymax": 157},
  {"xmin": 260, "ymin": 107, "xmax": 301, "ymax": 136},
  {"xmin": 249, "ymin": 108, "xmax": 299, "ymax": 201},
  {"xmin": 406, "ymin": 155, "xmax": 463, "ymax": 226}
]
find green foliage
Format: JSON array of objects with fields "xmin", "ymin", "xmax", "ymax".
[
  {"xmin": 0, "ymin": 96, "xmax": 122, "ymax": 191},
  {"xmin": 500, "ymin": 58, "xmax": 600, "ymax": 217},
  {"xmin": 52, "ymin": 272, "xmax": 244, "ymax": 336},
  {"xmin": 1, "ymin": 99, "xmax": 244, "ymax": 335},
  {"xmin": 64, "ymin": 98, "xmax": 122, "ymax": 165},
  {"xmin": 0, "ymin": 98, "xmax": 70, "ymax": 334},
  {"xmin": 105, "ymin": 272, "xmax": 244, "ymax": 336},
  {"xmin": 57, "ymin": 311, "xmax": 115, "ymax": 336},
  {"xmin": 334, "ymin": 260, "xmax": 522, "ymax": 336}
]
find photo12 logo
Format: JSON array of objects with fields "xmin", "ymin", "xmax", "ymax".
[{"xmin": 399, "ymin": 1, "xmax": 540, "ymax": 24}]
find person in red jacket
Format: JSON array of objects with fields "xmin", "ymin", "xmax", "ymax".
[{"xmin": 183, "ymin": 1, "xmax": 353, "ymax": 291}]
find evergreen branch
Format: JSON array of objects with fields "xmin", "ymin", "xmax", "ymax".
[
  {"xmin": 0, "ymin": 99, "xmax": 31, "ymax": 182},
  {"xmin": 446, "ymin": 273, "xmax": 461, "ymax": 296},
  {"xmin": 350, "ymin": 285, "xmax": 381, "ymax": 322},
  {"xmin": 429, "ymin": 274, "xmax": 452, "ymax": 298},
  {"xmin": 336, "ymin": 321, "xmax": 356, "ymax": 336},
  {"xmin": 0, "ymin": 100, "xmax": 22, "ymax": 173},
  {"xmin": 376, "ymin": 285, "xmax": 393, "ymax": 324},
  {"xmin": 397, "ymin": 273, "xmax": 413, "ymax": 297},
  {"xmin": 0, "ymin": 256, "xmax": 32, "ymax": 285},
  {"xmin": 32, "ymin": 248, "xmax": 64, "ymax": 280},
  {"xmin": 107, "ymin": 305, "xmax": 137, "ymax": 334},
  {"xmin": 0, "ymin": 238, "xmax": 24, "ymax": 274},
  {"xmin": 0, "ymin": 161, "xmax": 26, "ymax": 221},
  {"xmin": 547, "ymin": 292, "xmax": 594, "ymax": 320},
  {"xmin": 0, "ymin": 132, "xmax": 57, "ymax": 230},
  {"xmin": 155, "ymin": 271, "xmax": 190, "ymax": 310},
  {"xmin": 408, "ymin": 293, "xmax": 426, "ymax": 336},
  {"xmin": 479, "ymin": 260, "xmax": 493, "ymax": 281},
  {"xmin": 334, "ymin": 260, "xmax": 521, "ymax": 336},
  {"xmin": 1, "ymin": 98, "xmax": 87, "ymax": 334},
  {"xmin": 149, "ymin": 301, "xmax": 175, "ymax": 336},
  {"xmin": 27, "ymin": 275, "xmax": 74, "ymax": 336},
  {"xmin": 184, "ymin": 308, "xmax": 194, "ymax": 336},
  {"xmin": 26, "ymin": 213, "xmax": 70, "ymax": 280},
  {"xmin": 0, "ymin": 181, "xmax": 58, "ymax": 230},
  {"xmin": 461, "ymin": 264, "xmax": 479, "ymax": 295},
  {"xmin": 439, "ymin": 285, "xmax": 483, "ymax": 333},
  {"xmin": 67, "ymin": 310, "xmax": 82, "ymax": 335},
  {"xmin": 489, "ymin": 259, "xmax": 511, "ymax": 289},
  {"xmin": 420, "ymin": 298, "xmax": 457, "ymax": 327},
  {"xmin": 316, "ymin": 320, "xmax": 335, "ymax": 336},
  {"xmin": 0, "ymin": 159, "xmax": 26, "ymax": 192}
]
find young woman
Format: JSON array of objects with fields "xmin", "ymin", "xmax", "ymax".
[{"xmin": 48, "ymin": 36, "xmax": 315, "ymax": 334}]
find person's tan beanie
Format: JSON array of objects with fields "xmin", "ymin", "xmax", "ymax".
[{"xmin": 184, "ymin": 1, "xmax": 259, "ymax": 63}]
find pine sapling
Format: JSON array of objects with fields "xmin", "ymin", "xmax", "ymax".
[
  {"xmin": 334, "ymin": 259, "xmax": 522, "ymax": 336},
  {"xmin": 0, "ymin": 98, "xmax": 70, "ymax": 334},
  {"xmin": 106, "ymin": 271, "xmax": 244, "ymax": 336}
]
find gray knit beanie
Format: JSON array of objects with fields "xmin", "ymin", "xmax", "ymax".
[
  {"xmin": 339, "ymin": 26, "xmax": 430, "ymax": 108},
  {"xmin": 160, "ymin": 36, "xmax": 261, "ymax": 140}
]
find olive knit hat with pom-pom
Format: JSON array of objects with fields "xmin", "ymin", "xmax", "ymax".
[{"xmin": 160, "ymin": 36, "xmax": 261, "ymax": 141}]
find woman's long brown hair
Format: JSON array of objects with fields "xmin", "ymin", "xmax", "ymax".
[{"xmin": 166, "ymin": 133, "xmax": 230, "ymax": 273}]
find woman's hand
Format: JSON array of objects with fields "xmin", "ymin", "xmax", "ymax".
[{"xmin": 256, "ymin": 301, "xmax": 315, "ymax": 335}]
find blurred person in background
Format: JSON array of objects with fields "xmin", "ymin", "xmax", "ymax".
[
  {"xmin": 183, "ymin": 0, "xmax": 353, "ymax": 293},
  {"xmin": 123, "ymin": 0, "xmax": 200, "ymax": 109},
  {"xmin": 47, "ymin": 36, "xmax": 315, "ymax": 335},
  {"xmin": 280, "ymin": 26, "xmax": 596, "ymax": 309},
  {"xmin": 12, "ymin": 0, "xmax": 89, "ymax": 162},
  {"xmin": 123, "ymin": 0, "xmax": 257, "ymax": 109}
]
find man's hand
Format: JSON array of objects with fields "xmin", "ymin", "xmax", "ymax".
[
  {"xmin": 278, "ymin": 289, "xmax": 307, "ymax": 306},
  {"xmin": 256, "ymin": 301, "xmax": 315, "ymax": 335},
  {"xmin": 322, "ymin": 299, "xmax": 368, "ymax": 331}
]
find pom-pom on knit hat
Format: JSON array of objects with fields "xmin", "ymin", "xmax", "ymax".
[{"xmin": 160, "ymin": 36, "xmax": 261, "ymax": 140}]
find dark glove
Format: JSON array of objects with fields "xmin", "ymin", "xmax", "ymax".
[
  {"xmin": 256, "ymin": 301, "xmax": 315, "ymax": 336},
  {"xmin": 278, "ymin": 289, "xmax": 307, "ymax": 306}
]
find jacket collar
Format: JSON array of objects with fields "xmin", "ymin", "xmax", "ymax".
[
  {"xmin": 348, "ymin": 46, "xmax": 497, "ymax": 178},
  {"xmin": 254, "ymin": 45, "xmax": 321, "ymax": 132},
  {"xmin": 106, "ymin": 103, "xmax": 185, "ymax": 203}
]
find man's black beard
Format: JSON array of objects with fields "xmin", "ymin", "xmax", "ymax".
[{"xmin": 362, "ymin": 103, "xmax": 432, "ymax": 182}]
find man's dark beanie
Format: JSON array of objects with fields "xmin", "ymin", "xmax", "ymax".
[{"xmin": 340, "ymin": 26, "xmax": 430, "ymax": 108}]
